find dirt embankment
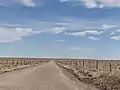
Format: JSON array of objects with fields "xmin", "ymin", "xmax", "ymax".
[{"xmin": 57, "ymin": 62, "xmax": 120, "ymax": 90}]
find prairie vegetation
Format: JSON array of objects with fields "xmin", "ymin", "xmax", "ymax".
[
  {"xmin": 56, "ymin": 59, "xmax": 120, "ymax": 90},
  {"xmin": 0, "ymin": 58, "xmax": 49, "ymax": 74}
]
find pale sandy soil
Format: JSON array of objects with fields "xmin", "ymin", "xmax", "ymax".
[{"xmin": 0, "ymin": 61, "xmax": 99, "ymax": 90}]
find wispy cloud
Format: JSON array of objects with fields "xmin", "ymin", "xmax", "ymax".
[
  {"xmin": 88, "ymin": 36, "xmax": 100, "ymax": 40},
  {"xmin": 85, "ymin": 30, "xmax": 103, "ymax": 35},
  {"xmin": 1, "ymin": 19, "xmax": 120, "ymax": 42},
  {"xmin": 1, "ymin": 0, "xmax": 120, "ymax": 8},
  {"xmin": 65, "ymin": 30, "xmax": 103, "ymax": 36},
  {"xmin": 81, "ymin": 0, "xmax": 120, "ymax": 8},
  {"xmin": 102, "ymin": 24, "xmax": 117, "ymax": 30},
  {"xmin": 109, "ymin": 36, "xmax": 120, "ymax": 40},
  {"xmin": 49, "ymin": 27, "xmax": 66, "ymax": 34},
  {"xmin": 0, "ymin": 27, "xmax": 41, "ymax": 43},
  {"xmin": 19, "ymin": 0, "xmax": 36, "ymax": 7},
  {"xmin": 61, "ymin": 0, "xmax": 120, "ymax": 8},
  {"xmin": 97, "ymin": 0, "xmax": 120, "ymax": 8},
  {"xmin": 81, "ymin": 0, "xmax": 98, "ymax": 8},
  {"xmin": 0, "ymin": 0, "xmax": 36, "ymax": 7},
  {"xmin": 65, "ymin": 31, "xmax": 86, "ymax": 36}
]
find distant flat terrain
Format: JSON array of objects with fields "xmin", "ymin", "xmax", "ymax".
[{"xmin": 0, "ymin": 61, "xmax": 98, "ymax": 90}]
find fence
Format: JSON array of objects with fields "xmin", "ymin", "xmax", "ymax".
[
  {"xmin": 0, "ymin": 59, "xmax": 49, "ymax": 66},
  {"xmin": 56, "ymin": 60, "xmax": 120, "ymax": 73}
]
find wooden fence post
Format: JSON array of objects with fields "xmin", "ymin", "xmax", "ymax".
[
  {"xmin": 24, "ymin": 61, "xmax": 25, "ymax": 65},
  {"xmin": 6, "ymin": 60, "xmax": 8, "ymax": 66},
  {"xmin": 75, "ymin": 60, "xmax": 77, "ymax": 65},
  {"xmin": 110, "ymin": 62, "xmax": 112, "ymax": 72},
  {"xmin": 12, "ymin": 60, "xmax": 14, "ymax": 65},
  {"xmin": 79, "ymin": 61, "xmax": 81, "ymax": 65},
  {"xmin": 16, "ymin": 60, "xmax": 18, "ymax": 66},
  {"xmin": 20, "ymin": 60, "xmax": 22, "ymax": 65},
  {"xmin": 96, "ymin": 60, "xmax": 98, "ymax": 70},
  {"xmin": 83, "ymin": 60, "xmax": 84, "ymax": 67},
  {"xmin": 88, "ymin": 60, "xmax": 90, "ymax": 67},
  {"xmin": 70, "ymin": 60, "xmax": 72, "ymax": 65}
]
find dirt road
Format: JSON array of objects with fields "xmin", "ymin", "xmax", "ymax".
[{"xmin": 0, "ymin": 61, "xmax": 98, "ymax": 90}]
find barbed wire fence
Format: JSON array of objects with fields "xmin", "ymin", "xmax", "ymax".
[{"xmin": 57, "ymin": 60, "xmax": 120, "ymax": 73}]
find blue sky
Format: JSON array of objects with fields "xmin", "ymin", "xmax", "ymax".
[{"xmin": 0, "ymin": 0, "xmax": 120, "ymax": 59}]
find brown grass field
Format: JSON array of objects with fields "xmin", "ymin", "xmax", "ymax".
[
  {"xmin": 0, "ymin": 58, "xmax": 50, "ymax": 74},
  {"xmin": 0, "ymin": 58, "xmax": 120, "ymax": 90},
  {"xmin": 55, "ymin": 59, "xmax": 120, "ymax": 90}
]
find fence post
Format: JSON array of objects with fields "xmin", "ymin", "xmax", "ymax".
[
  {"xmin": 96, "ymin": 60, "xmax": 98, "ymax": 70},
  {"xmin": 70, "ymin": 60, "xmax": 72, "ymax": 65},
  {"xmin": 16, "ymin": 60, "xmax": 18, "ymax": 66},
  {"xmin": 24, "ymin": 61, "xmax": 25, "ymax": 65},
  {"xmin": 109, "ymin": 62, "xmax": 112, "ymax": 72},
  {"xmin": 79, "ymin": 61, "xmax": 81, "ymax": 65},
  {"xmin": 20, "ymin": 60, "xmax": 22, "ymax": 65},
  {"xmin": 12, "ymin": 60, "xmax": 14, "ymax": 65},
  {"xmin": 6, "ymin": 60, "xmax": 8, "ymax": 66},
  {"xmin": 88, "ymin": 60, "xmax": 90, "ymax": 67},
  {"xmin": 76, "ymin": 60, "xmax": 77, "ymax": 65},
  {"xmin": 83, "ymin": 60, "xmax": 84, "ymax": 67}
]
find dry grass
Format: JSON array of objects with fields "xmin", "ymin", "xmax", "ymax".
[
  {"xmin": 56, "ymin": 60, "xmax": 120, "ymax": 90},
  {"xmin": 0, "ymin": 58, "xmax": 49, "ymax": 74}
]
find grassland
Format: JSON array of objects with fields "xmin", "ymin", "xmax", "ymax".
[
  {"xmin": 0, "ymin": 58, "xmax": 49, "ymax": 74},
  {"xmin": 1, "ymin": 58, "xmax": 120, "ymax": 90},
  {"xmin": 55, "ymin": 59, "xmax": 120, "ymax": 90}
]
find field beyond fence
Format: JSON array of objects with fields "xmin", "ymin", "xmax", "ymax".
[{"xmin": 0, "ymin": 58, "xmax": 50, "ymax": 74}]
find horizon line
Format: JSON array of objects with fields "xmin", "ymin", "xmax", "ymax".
[{"xmin": 0, "ymin": 56, "xmax": 119, "ymax": 60}]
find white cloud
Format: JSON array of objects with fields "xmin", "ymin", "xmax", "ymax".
[
  {"xmin": 102, "ymin": 24, "xmax": 117, "ymax": 30},
  {"xmin": 88, "ymin": 36, "xmax": 100, "ymax": 40},
  {"xmin": 65, "ymin": 31, "xmax": 86, "ymax": 36},
  {"xmin": 2, "ymin": 19, "xmax": 119, "ymax": 42},
  {"xmin": 65, "ymin": 30, "xmax": 103, "ymax": 36},
  {"xmin": 85, "ymin": 30, "xmax": 103, "ymax": 35},
  {"xmin": 98, "ymin": 0, "xmax": 120, "ymax": 7},
  {"xmin": 19, "ymin": 0, "xmax": 36, "ymax": 7},
  {"xmin": 50, "ymin": 27, "xmax": 66, "ymax": 34},
  {"xmin": 110, "ymin": 36, "xmax": 120, "ymax": 40},
  {"xmin": 64, "ymin": 0, "xmax": 120, "ymax": 8},
  {"xmin": 0, "ymin": 0, "xmax": 36, "ymax": 7},
  {"xmin": 81, "ymin": 0, "xmax": 97, "ymax": 8},
  {"xmin": 32, "ymin": 19, "xmax": 120, "ymax": 34},
  {"xmin": 0, "ymin": 27, "xmax": 41, "ymax": 43},
  {"xmin": 82, "ymin": 0, "xmax": 120, "ymax": 8}
]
